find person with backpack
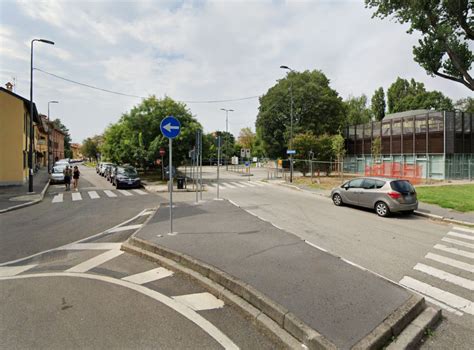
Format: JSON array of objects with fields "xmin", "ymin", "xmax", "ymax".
[
  {"xmin": 63, "ymin": 166, "xmax": 72, "ymax": 191},
  {"xmin": 72, "ymin": 166, "xmax": 80, "ymax": 191}
]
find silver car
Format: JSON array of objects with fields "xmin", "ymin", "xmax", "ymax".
[
  {"xmin": 331, "ymin": 177, "xmax": 418, "ymax": 217},
  {"xmin": 49, "ymin": 165, "xmax": 67, "ymax": 184}
]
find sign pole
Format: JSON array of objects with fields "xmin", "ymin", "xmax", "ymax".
[
  {"xmin": 217, "ymin": 136, "xmax": 221, "ymax": 199},
  {"xmin": 199, "ymin": 130, "xmax": 203, "ymax": 200},
  {"xmin": 169, "ymin": 138, "xmax": 173, "ymax": 234}
]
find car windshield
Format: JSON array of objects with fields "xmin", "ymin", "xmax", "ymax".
[
  {"xmin": 53, "ymin": 166, "xmax": 65, "ymax": 173},
  {"xmin": 118, "ymin": 167, "xmax": 137, "ymax": 175},
  {"xmin": 390, "ymin": 180, "xmax": 415, "ymax": 193}
]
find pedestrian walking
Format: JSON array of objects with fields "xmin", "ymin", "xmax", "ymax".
[
  {"xmin": 63, "ymin": 166, "xmax": 72, "ymax": 191},
  {"xmin": 73, "ymin": 166, "xmax": 80, "ymax": 191}
]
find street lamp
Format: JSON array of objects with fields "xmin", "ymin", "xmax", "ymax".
[
  {"xmin": 47, "ymin": 100, "xmax": 59, "ymax": 172},
  {"xmin": 220, "ymin": 108, "xmax": 234, "ymax": 170},
  {"xmin": 280, "ymin": 65, "xmax": 295, "ymax": 182},
  {"xmin": 29, "ymin": 38, "xmax": 55, "ymax": 193}
]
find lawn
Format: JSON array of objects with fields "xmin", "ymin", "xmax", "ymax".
[{"xmin": 416, "ymin": 184, "xmax": 474, "ymax": 212}]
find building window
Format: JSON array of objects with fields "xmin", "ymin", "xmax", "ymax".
[
  {"xmin": 372, "ymin": 122, "xmax": 381, "ymax": 137},
  {"xmin": 403, "ymin": 117, "xmax": 413, "ymax": 134},
  {"xmin": 464, "ymin": 114, "xmax": 471, "ymax": 133},
  {"xmin": 348, "ymin": 126, "xmax": 355, "ymax": 140},
  {"xmin": 428, "ymin": 116, "xmax": 444, "ymax": 132},
  {"xmin": 392, "ymin": 119, "xmax": 401, "ymax": 135},
  {"xmin": 356, "ymin": 125, "xmax": 364, "ymax": 138},
  {"xmin": 455, "ymin": 113, "xmax": 463, "ymax": 132},
  {"xmin": 382, "ymin": 122, "xmax": 391, "ymax": 136},
  {"xmin": 415, "ymin": 116, "xmax": 427, "ymax": 133},
  {"xmin": 364, "ymin": 123, "xmax": 372, "ymax": 139}
]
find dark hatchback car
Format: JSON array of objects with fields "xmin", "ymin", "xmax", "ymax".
[
  {"xmin": 113, "ymin": 166, "xmax": 141, "ymax": 189},
  {"xmin": 331, "ymin": 177, "xmax": 418, "ymax": 217}
]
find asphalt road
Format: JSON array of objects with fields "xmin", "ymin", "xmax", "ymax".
[{"xmin": 176, "ymin": 166, "xmax": 473, "ymax": 349}]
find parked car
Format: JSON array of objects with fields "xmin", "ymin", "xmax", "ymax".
[
  {"xmin": 113, "ymin": 166, "xmax": 141, "ymax": 189},
  {"xmin": 96, "ymin": 162, "xmax": 101, "ymax": 174},
  {"xmin": 54, "ymin": 159, "xmax": 70, "ymax": 167},
  {"xmin": 49, "ymin": 165, "xmax": 66, "ymax": 184},
  {"xmin": 105, "ymin": 164, "xmax": 117, "ymax": 182},
  {"xmin": 330, "ymin": 177, "xmax": 418, "ymax": 217},
  {"xmin": 99, "ymin": 162, "xmax": 113, "ymax": 176},
  {"xmin": 164, "ymin": 166, "xmax": 176, "ymax": 180}
]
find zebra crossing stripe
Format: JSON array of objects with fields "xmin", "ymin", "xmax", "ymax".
[
  {"xmin": 119, "ymin": 190, "xmax": 133, "ymax": 196},
  {"xmin": 447, "ymin": 231, "xmax": 474, "ymax": 241},
  {"xmin": 222, "ymin": 183, "xmax": 236, "ymax": 189},
  {"xmin": 413, "ymin": 263, "xmax": 473, "ymax": 291},
  {"xmin": 425, "ymin": 253, "xmax": 474, "ymax": 273},
  {"xmin": 399, "ymin": 276, "xmax": 474, "ymax": 316},
  {"xmin": 453, "ymin": 226, "xmax": 474, "ymax": 234},
  {"xmin": 442, "ymin": 237, "xmax": 474, "ymax": 249},
  {"xmin": 122, "ymin": 267, "xmax": 173, "ymax": 284},
  {"xmin": 172, "ymin": 292, "xmax": 224, "ymax": 311},
  {"xmin": 207, "ymin": 183, "xmax": 216, "ymax": 188},
  {"xmin": 52, "ymin": 193, "xmax": 63, "ymax": 203},
  {"xmin": 104, "ymin": 190, "xmax": 117, "ymax": 197},
  {"xmin": 133, "ymin": 189, "xmax": 147, "ymax": 195},
  {"xmin": 72, "ymin": 192, "xmax": 82, "ymax": 201},
  {"xmin": 66, "ymin": 250, "xmax": 124, "ymax": 273},
  {"xmin": 0, "ymin": 265, "xmax": 37, "ymax": 277},
  {"xmin": 230, "ymin": 182, "xmax": 246, "ymax": 188},
  {"xmin": 88, "ymin": 191, "xmax": 100, "ymax": 199},
  {"xmin": 434, "ymin": 244, "xmax": 474, "ymax": 259},
  {"xmin": 240, "ymin": 182, "xmax": 256, "ymax": 187},
  {"xmin": 252, "ymin": 182, "xmax": 265, "ymax": 187}
]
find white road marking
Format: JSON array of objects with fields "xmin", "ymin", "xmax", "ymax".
[
  {"xmin": 400, "ymin": 276, "xmax": 474, "ymax": 315},
  {"xmin": 0, "ymin": 272, "xmax": 239, "ymax": 350},
  {"xmin": 107, "ymin": 224, "xmax": 143, "ymax": 233},
  {"xmin": 172, "ymin": 292, "xmax": 224, "ymax": 311},
  {"xmin": 240, "ymin": 182, "xmax": 256, "ymax": 187},
  {"xmin": 434, "ymin": 244, "xmax": 474, "ymax": 259},
  {"xmin": 442, "ymin": 237, "xmax": 474, "ymax": 249},
  {"xmin": 122, "ymin": 267, "xmax": 173, "ymax": 284},
  {"xmin": 251, "ymin": 182, "xmax": 265, "ymax": 187},
  {"xmin": 220, "ymin": 183, "xmax": 235, "ymax": 189},
  {"xmin": 0, "ymin": 265, "xmax": 37, "ymax": 277},
  {"xmin": 88, "ymin": 191, "xmax": 100, "ymax": 199},
  {"xmin": 230, "ymin": 182, "xmax": 246, "ymax": 188},
  {"xmin": 258, "ymin": 181, "xmax": 270, "ymax": 186},
  {"xmin": 413, "ymin": 263, "xmax": 473, "ymax": 290},
  {"xmin": 138, "ymin": 211, "xmax": 153, "ymax": 217},
  {"xmin": 72, "ymin": 192, "xmax": 82, "ymax": 201},
  {"xmin": 132, "ymin": 189, "xmax": 147, "ymax": 195},
  {"xmin": 118, "ymin": 190, "xmax": 133, "ymax": 196},
  {"xmin": 104, "ymin": 190, "xmax": 117, "ymax": 197},
  {"xmin": 447, "ymin": 231, "xmax": 474, "ymax": 241},
  {"xmin": 207, "ymin": 183, "xmax": 216, "ymax": 188},
  {"xmin": 66, "ymin": 250, "xmax": 124, "ymax": 273},
  {"xmin": 425, "ymin": 253, "xmax": 474, "ymax": 273},
  {"xmin": 423, "ymin": 295, "xmax": 464, "ymax": 316},
  {"xmin": 52, "ymin": 193, "xmax": 63, "ymax": 203},
  {"xmin": 60, "ymin": 243, "xmax": 122, "ymax": 250},
  {"xmin": 453, "ymin": 226, "xmax": 474, "ymax": 234}
]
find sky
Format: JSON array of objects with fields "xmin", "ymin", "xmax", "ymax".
[{"xmin": 1, "ymin": 0, "xmax": 472, "ymax": 143}]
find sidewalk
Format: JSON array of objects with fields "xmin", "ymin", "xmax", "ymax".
[
  {"xmin": 272, "ymin": 180, "xmax": 474, "ymax": 224},
  {"xmin": 0, "ymin": 168, "xmax": 49, "ymax": 211},
  {"xmin": 129, "ymin": 200, "xmax": 427, "ymax": 349}
]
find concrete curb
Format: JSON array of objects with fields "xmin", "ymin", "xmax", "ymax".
[
  {"xmin": 0, "ymin": 180, "xmax": 50, "ymax": 214},
  {"xmin": 122, "ymin": 207, "xmax": 428, "ymax": 350},
  {"xmin": 275, "ymin": 182, "xmax": 474, "ymax": 227}
]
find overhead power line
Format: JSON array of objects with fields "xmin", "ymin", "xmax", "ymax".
[{"xmin": 34, "ymin": 67, "xmax": 260, "ymax": 104}]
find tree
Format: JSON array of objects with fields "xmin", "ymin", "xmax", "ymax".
[
  {"xmin": 237, "ymin": 127, "xmax": 256, "ymax": 149},
  {"xmin": 51, "ymin": 119, "xmax": 72, "ymax": 158},
  {"xmin": 344, "ymin": 95, "xmax": 373, "ymax": 125},
  {"xmin": 371, "ymin": 87, "xmax": 386, "ymax": 121},
  {"xmin": 256, "ymin": 69, "xmax": 345, "ymax": 158},
  {"xmin": 454, "ymin": 97, "xmax": 474, "ymax": 112},
  {"xmin": 371, "ymin": 136, "xmax": 382, "ymax": 162},
  {"xmin": 366, "ymin": 0, "xmax": 473, "ymax": 90},
  {"xmin": 81, "ymin": 137, "xmax": 99, "ymax": 161},
  {"xmin": 387, "ymin": 77, "xmax": 453, "ymax": 113},
  {"xmin": 101, "ymin": 96, "xmax": 202, "ymax": 168}
]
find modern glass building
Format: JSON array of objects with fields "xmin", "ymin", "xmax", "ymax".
[{"xmin": 344, "ymin": 110, "xmax": 474, "ymax": 180}]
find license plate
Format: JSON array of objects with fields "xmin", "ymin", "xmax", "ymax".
[
  {"xmin": 405, "ymin": 195, "xmax": 412, "ymax": 201},
  {"xmin": 128, "ymin": 181, "xmax": 132, "ymax": 184}
]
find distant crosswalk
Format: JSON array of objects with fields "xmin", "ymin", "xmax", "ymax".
[
  {"xmin": 399, "ymin": 226, "xmax": 474, "ymax": 316},
  {"xmin": 51, "ymin": 188, "xmax": 148, "ymax": 203},
  {"xmin": 206, "ymin": 180, "xmax": 270, "ymax": 191}
]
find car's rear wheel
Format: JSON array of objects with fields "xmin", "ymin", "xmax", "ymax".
[
  {"xmin": 332, "ymin": 193, "xmax": 343, "ymax": 206},
  {"xmin": 375, "ymin": 201, "xmax": 390, "ymax": 217}
]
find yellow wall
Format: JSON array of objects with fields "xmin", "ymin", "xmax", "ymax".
[{"xmin": 0, "ymin": 91, "xmax": 28, "ymax": 185}]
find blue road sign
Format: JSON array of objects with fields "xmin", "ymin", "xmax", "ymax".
[
  {"xmin": 286, "ymin": 149, "xmax": 296, "ymax": 155},
  {"xmin": 245, "ymin": 161, "xmax": 250, "ymax": 167},
  {"xmin": 160, "ymin": 116, "xmax": 181, "ymax": 139}
]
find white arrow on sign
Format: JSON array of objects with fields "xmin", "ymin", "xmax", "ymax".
[{"xmin": 163, "ymin": 123, "xmax": 180, "ymax": 132}]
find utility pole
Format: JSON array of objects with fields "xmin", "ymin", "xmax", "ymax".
[{"xmin": 217, "ymin": 136, "xmax": 221, "ymax": 199}]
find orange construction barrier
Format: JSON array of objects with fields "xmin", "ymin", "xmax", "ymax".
[{"xmin": 365, "ymin": 162, "xmax": 422, "ymax": 184}]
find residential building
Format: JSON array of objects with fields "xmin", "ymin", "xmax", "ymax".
[
  {"xmin": 34, "ymin": 115, "xmax": 49, "ymax": 168},
  {"xmin": 71, "ymin": 143, "xmax": 83, "ymax": 160},
  {"xmin": 0, "ymin": 86, "xmax": 40, "ymax": 186},
  {"xmin": 344, "ymin": 110, "xmax": 473, "ymax": 180},
  {"xmin": 48, "ymin": 121, "xmax": 66, "ymax": 162}
]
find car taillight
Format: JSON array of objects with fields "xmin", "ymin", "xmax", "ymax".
[{"xmin": 388, "ymin": 191, "xmax": 401, "ymax": 199}]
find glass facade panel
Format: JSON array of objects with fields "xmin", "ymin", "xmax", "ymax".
[
  {"xmin": 428, "ymin": 116, "xmax": 444, "ymax": 132},
  {"xmin": 392, "ymin": 119, "xmax": 401, "ymax": 135},
  {"xmin": 372, "ymin": 122, "xmax": 381, "ymax": 137},
  {"xmin": 464, "ymin": 114, "xmax": 471, "ymax": 132},
  {"xmin": 455, "ymin": 113, "xmax": 462, "ymax": 131},
  {"xmin": 403, "ymin": 117, "xmax": 413, "ymax": 134},
  {"xmin": 364, "ymin": 123, "xmax": 372, "ymax": 138},
  {"xmin": 348, "ymin": 126, "xmax": 355, "ymax": 140},
  {"xmin": 356, "ymin": 125, "xmax": 364, "ymax": 138},
  {"xmin": 415, "ymin": 116, "xmax": 427, "ymax": 133},
  {"xmin": 382, "ymin": 121, "xmax": 391, "ymax": 136}
]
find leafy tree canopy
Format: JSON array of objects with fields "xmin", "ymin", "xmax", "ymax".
[
  {"xmin": 344, "ymin": 95, "xmax": 373, "ymax": 125},
  {"xmin": 101, "ymin": 96, "xmax": 202, "ymax": 168},
  {"xmin": 237, "ymin": 127, "xmax": 256, "ymax": 149},
  {"xmin": 387, "ymin": 77, "xmax": 453, "ymax": 113},
  {"xmin": 366, "ymin": 0, "xmax": 473, "ymax": 90},
  {"xmin": 371, "ymin": 87, "xmax": 386, "ymax": 121},
  {"xmin": 256, "ymin": 69, "xmax": 345, "ymax": 158},
  {"xmin": 454, "ymin": 97, "xmax": 474, "ymax": 112}
]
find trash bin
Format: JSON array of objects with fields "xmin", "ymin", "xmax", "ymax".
[{"xmin": 177, "ymin": 177, "xmax": 185, "ymax": 189}]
